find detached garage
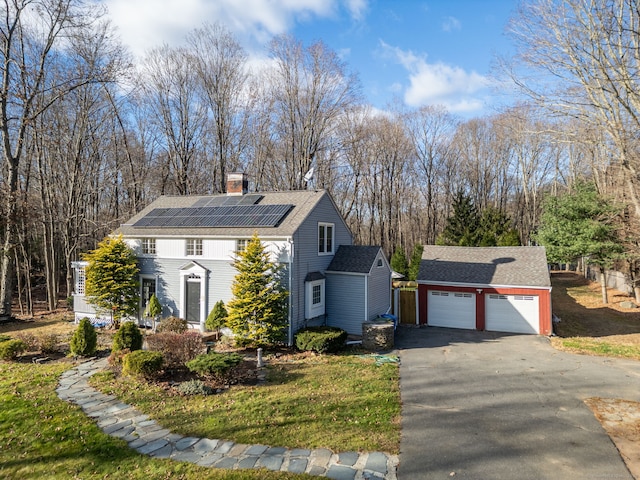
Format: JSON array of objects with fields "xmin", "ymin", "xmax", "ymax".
[{"xmin": 416, "ymin": 246, "xmax": 552, "ymax": 335}]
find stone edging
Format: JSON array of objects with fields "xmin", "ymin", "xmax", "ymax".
[{"xmin": 56, "ymin": 358, "xmax": 398, "ymax": 480}]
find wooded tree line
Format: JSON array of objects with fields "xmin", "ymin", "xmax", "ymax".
[{"xmin": 1, "ymin": 0, "xmax": 639, "ymax": 317}]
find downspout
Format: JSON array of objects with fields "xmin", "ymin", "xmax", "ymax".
[
  {"xmin": 364, "ymin": 274, "xmax": 369, "ymax": 322},
  {"xmin": 288, "ymin": 238, "xmax": 294, "ymax": 346}
]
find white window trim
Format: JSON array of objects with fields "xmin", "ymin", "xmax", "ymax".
[
  {"xmin": 141, "ymin": 238, "xmax": 156, "ymax": 255},
  {"xmin": 236, "ymin": 239, "xmax": 248, "ymax": 254},
  {"xmin": 71, "ymin": 261, "xmax": 88, "ymax": 296},
  {"xmin": 318, "ymin": 222, "xmax": 335, "ymax": 256},
  {"xmin": 305, "ymin": 279, "xmax": 325, "ymax": 319},
  {"xmin": 186, "ymin": 238, "xmax": 203, "ymax": 256},
  {"xmin": 179, "ymin": 262, "xmax": 208, "ymax": 331}
]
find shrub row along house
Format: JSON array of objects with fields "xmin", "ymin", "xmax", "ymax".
[{"xmin": 72, "ymin": 173, "xmax": 392, "ymax": 343}]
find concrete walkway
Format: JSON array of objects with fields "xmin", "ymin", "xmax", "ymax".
[{"xmin": 56, "ymin": 358, "xmax": 398, "ymax": 480}]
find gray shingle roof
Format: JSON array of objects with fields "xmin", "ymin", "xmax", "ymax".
[
  {"xmin": 116, "ymin": 190, "xmax": 329, "ymax": 237},
  {"xmin": 418, "ymin": 245, "xmax": 550, "ymax": 288},
  {"xmin": 326, "ymin": 245, "xmax": 383, "ymax": 274}
]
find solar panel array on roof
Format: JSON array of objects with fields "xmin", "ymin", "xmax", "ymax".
[
  {"xmin": 132, "ymin": 203, "xmax": 293, "ymax": 228},
  {"xmin": 191, "ymin": 194, "xmax": 263, "ymax": 208}
]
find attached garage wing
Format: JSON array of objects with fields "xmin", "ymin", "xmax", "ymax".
[
  {"xmin": 485, "ymin": 294, "xmax": 540, "ymax": 334},
  {"xmin": 427, "ymin": 291, "xmax": 476, "ymax": 329}
]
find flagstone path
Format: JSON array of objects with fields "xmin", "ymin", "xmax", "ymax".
[{"xmin": 56, "ymin": 358, "xmax": 398, "ymax": 480}]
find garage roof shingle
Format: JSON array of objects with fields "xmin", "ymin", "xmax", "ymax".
[{"xmin": 418, "ymin": 245, "xmax": 550, "ymax": 288}]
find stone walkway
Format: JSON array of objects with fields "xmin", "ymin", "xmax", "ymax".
[{"xmin": 56, "ymin": 358, "xmax": 398, "ymax": 480}]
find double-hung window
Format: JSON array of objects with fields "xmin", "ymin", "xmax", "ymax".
[
  {"xmin": 318, "ymin": 223, "xmax": 334, "ymax": 255},
  {"xmin": 186, "ymin": 239, "xmax": 203, "ymax": 256}
]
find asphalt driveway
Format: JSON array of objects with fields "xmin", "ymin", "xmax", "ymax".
[{"xmin": 396, "ymin": 326, "xmax": 640, "ymax": 479}]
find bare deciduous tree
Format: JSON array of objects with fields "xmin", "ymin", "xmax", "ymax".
[
  {"xmin": 0, "ymin": 0, "xmax": 120, "ymax": 319},
  {"xmin": 267, "ymin": 35, "xmax": 361, "ymax": 190},
  {"xmin": 187, "ymin": 22, "xmax": 249, "ymax": 193}
]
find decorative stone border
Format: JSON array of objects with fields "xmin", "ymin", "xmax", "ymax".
[{"xmin": 56, "ymin": 358, "xmax": 398, "ymax": 480}]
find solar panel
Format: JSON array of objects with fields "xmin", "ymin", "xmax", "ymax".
[
  {"xmin": 189, "ymin": 194, "xmax": 264, "ymax": 209},
  {"xmin": 133, "ymin": 203, "xmax": 293, "ymax": 228}
]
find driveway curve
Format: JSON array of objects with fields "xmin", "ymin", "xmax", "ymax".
[{"xmin": 396, "ymin": 326, "xmax": 640, "ymax": 479}]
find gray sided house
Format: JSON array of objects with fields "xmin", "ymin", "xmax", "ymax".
[
  {"xmin": 72, "ymin": 174, "xmax": 391, "ymax": 342},
  {"xmin": 325, "ymin": 246, "xmax": 392, "ymax": 334}
]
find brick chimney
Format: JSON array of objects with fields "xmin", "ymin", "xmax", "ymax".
[{"xmin": 226, "ymin": 172, "xmax": 248, "ymax": 196}]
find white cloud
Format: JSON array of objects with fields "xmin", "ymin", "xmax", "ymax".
[
  {"xmin": 345, "ymin": 0, "xmax": 368, "ymax": 21},
  {"xmin": 442, "ymin": 16, "xmax": 461, "ymax": 32},
  {"xmin": 380, "ymin": 41, "xmax": 490, "ymax": 113},
  {"xmin": 104, "ymin": 0, "xmax": 353, "ymax": 59}
]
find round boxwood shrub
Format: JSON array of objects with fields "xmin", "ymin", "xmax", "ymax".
[
  {"xmin": 0, "ymin": 339, "xmax": 27, "ymax": 360},
  {"xmin": 70, "ymin": 318, "xmax": 98, "ymax": 356},
  {"xmin": 186, "ymin": 352, "xmax": 243, "ymax": 379},
  {"xmin": 122, "ymin": 350, "xmax": 163, "ymax": 378},
  {"xmin": 156, "ymin": 316, "xmax": 188, "ymax": 334},
  {"xmin": 295, "ymin": 326, "xmax": 347, "ymax": 353},
  {"xmin": 112, "ymin": 321, "xmax": 143, "ymax": 352}
]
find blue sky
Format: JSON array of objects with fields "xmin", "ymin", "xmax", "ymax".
[{"xmin": 104, "ymin": 0, "xmax": 519, "ymax": 118}]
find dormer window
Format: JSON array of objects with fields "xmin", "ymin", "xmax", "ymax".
[{"xmin": 318, "ymin": 223, "xmax": 334, "ymax": 255}]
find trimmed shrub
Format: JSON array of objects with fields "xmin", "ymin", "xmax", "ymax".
[
  {"xmin": 122, "ymin": 350, "xmax": 163, "ymax": 378},
  {"xmin": 206, "ymin": 300, "xmax": 227, "ymax": 332},
  {"xmin": 177, "ymin": 379, "xmax": 214, "ymax": 396},
  {"xmin": 295, "ymin": 326, "xmax": 347, "ymax": 353},
  {"xmin": 186, "ymin": 352, "xmax": 243, "ymax": 380},
  {"xmin": 144, "ymin": 293, "xmax": 162, "ymax": 319},
  {"xmin": 112, "ymin": 321, "xmax": 143, "ymax": 352},
  {"xmin": 70, "ymin": 318, "xmax": 98, "ymax": 356},
  {"xmin": 38, "ymin": 333, "xmax": 60, "ymax": 354},
  {"xmin": 145, "ymin": 331, "xmax": 204, "ymax": 367},
  {"xmin": 156, "ymin": 316, "xmax": 188, "ymax": 334},
  {"xmin": 0, "ymin": 339, "xmax": 27, "ymax": 360}
]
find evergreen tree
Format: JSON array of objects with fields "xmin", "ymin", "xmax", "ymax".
[
  {"xmin": 535, "ymin": 181, "xmax": 622, "ymax": 303},
  {"xmin": 390, "ymin": 247, "xmax": 408, "ymax": 278},
  {"xmin": 83, "ymin": 235, "xmax": 140, "ymax": 328},
  {"xmin": 437, "ymin": 191, "xmax": 480, "ymax": 246},
  {"xmin": 70, "ymin": 318, "xmax": 97, "ymax": 356},
  {"xmin": 226, "ymin": 233, "xmax": 288, "ymax": 346},
  {"xmin": 206, "ymin": 300, "xmax": 228, "ymax": 333},
  {"xmin": 478, "ymin": 207, "xmax": 521, "ymax": 247},
  {"xmin": 408, "ymin": 244, "xmax": 424, "ymax": 281}
]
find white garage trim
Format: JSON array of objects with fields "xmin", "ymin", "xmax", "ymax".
[
  {"xmin": 428, "ymin": 290, "xmax": 476, "ymax": 329},
  {"xmin": 485, "ymin": 294, "xmax": 539, "ymax": 334}
]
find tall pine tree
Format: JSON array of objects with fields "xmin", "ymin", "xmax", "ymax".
[
  {"xmin": 535, "ymin": 181, "xmax": 622, "ymax": 303},
  {"xmin": 437, "ymin": 191, "xmax": 480, "ymax": 246},
  {"xmin": 390, "ymin": 247, "xmax": 408, "ymax": 278},
  {"xmin": 226, "ymin": 233, "xmax": 288, "ymax": 346},
  {"xmin": 83, "ymin": 235, "xmax": 140, "ymax": 327}
]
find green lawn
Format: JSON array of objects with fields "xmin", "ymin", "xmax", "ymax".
[
  {"xmin": 550, "ymin": 272, "xmax": 640, "ymax": 360},
  {"xmin": 91, "ymin": 352, "xmax": 401, "ymax": 453},
  {"xmin": 0, "ymin": 361, "xmax": 311, "ymax": 479}
]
